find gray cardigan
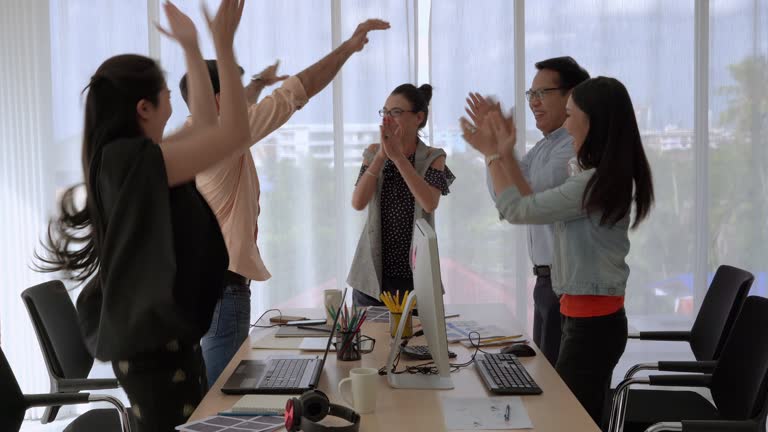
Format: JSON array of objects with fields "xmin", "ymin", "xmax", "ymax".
[{"xmin": 347, "ymin": 140, "xmax": 447, "ymax": 300}]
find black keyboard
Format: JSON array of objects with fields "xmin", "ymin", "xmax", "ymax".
[
  {"xmin": 400, "ymin": 345, "xmax": 457, "ymax": 360},
  {"xmin": 261, "ymin": 358, "xmax": 310, "ymax": 389},
  {"xmin": 475, "ymin": 353, "xmax": 542, "ymax": 395}
]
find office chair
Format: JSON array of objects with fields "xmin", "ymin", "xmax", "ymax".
[
  {"xmin": 609, "ymin": 295, "xmax": 768, "ymax": 432},
  {"xmin": 0, "ymin": 346, "xmax": 131, "ymax": 432},
  {"xmin": 21, "ymin": 280, "xmax": 120, "ymax": 423},
  {"xmin": 607, "ymin": 265, "xmax": 754, "ymax": 431}
]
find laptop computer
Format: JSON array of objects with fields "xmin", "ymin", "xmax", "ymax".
[{"xmin": 221, "ymin": 288, "xmax": 346, "ymax": 395}]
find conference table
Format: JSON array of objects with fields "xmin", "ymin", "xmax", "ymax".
[{"xmin": 190, "ymin": 303, "xmax": 600, "ymax": 432}]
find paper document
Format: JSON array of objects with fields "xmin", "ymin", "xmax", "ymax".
[
  {"xmin": 250, "ymin": 330, "xmax": 303, "ymax": 350},
  {"xmin": 441, "ymin": 396, "xmax": 532, "ymax": 430},
  {"xmin": 459, "ymin": 336, "xmax": 526, "ymax": 348},
  {"xmin": 176, "ymin": 415, "xmax": 284, "ymax": 432},
  {"xmin": 445, "ymin": 320, "xmax": 518, "ymax": 343}
]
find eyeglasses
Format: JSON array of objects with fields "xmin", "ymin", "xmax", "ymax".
[
  {"xmin": 378, "ymin": 108, "xmax": 416, "ymax": 118},
  {"xmin": 525, "ymin": 87, "xmax": 564, "ymax": 102}
]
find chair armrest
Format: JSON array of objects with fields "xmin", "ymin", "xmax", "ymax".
[
  {"xmin": 681, "ymin": 420, "xmax": 761, "ymax": 432},
  {"xmin": 25, "ymin": 393, "xmax": 132, "ymax": 432},
  {"xmin": 657, "ymin": 361, "xmax": 717, "ymax": 374},
  {"xmin": 645, "ymin": 422, "xmax": 683, "ymax": 432},
  {"xmin": 57, "ymin": 378, "xmax": 120, "ymax": 392},
  {"xmin": 647, "ymin": 374, "xmax": 713, "ymax": 387},
  {"xmin": 25, "ymin": 392, "xmax": 90, "ymax": 408},
  {"xmin": 624, "ymin": 362, "xmax": 660, "ymax": 379},
  {"xmin": 608, "ymin": 375, "xmax": 712, "ymax": 432},
  {"xmin": 637, "ymin": 331, "xmax": 692, "ymax": 341}
]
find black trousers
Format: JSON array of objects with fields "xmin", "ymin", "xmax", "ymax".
[
  {"xmin": 555, "ymin": 308, "xmax": 628, "ymax": 428},
  {"xmin": 112, "ymin": 341, "xmax": 207, "ymax": 432},
  {"xmin": 532, "ymin": 275, "xmax": 562, "ymax": 365},
  {"xmin": 353, "ymin": 275, "xmax": 414, "ymax": 307}
]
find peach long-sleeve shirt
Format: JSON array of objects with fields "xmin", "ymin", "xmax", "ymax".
[{"xmin": 195, "ymin": 76, "xmax": 308, "ymax": 281}]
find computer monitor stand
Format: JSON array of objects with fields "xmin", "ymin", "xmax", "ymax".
[{"xmin": 385, "ymin": 291, "xmax": 454, "ymax": 390}]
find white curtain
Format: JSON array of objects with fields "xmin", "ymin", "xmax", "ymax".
[
  {"xmin": 1, "ymin": 0, "xmax": 54, "ymax": 418},
  {"xmin": 429, "ymin": 0, "xmax": 529, "ymax": 320}
]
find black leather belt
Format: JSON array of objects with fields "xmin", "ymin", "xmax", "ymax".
[
  {"xmin": 533, "ymin": 265, "xmax": 551, "ymax": 277},
  {"xmin": 224, "ymin": 270, "xmax": 249, "ymax": 286}
]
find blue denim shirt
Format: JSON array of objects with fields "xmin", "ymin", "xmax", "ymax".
[
  {"xmin": 486, "ymin": 127, "xmax": 574, "ymax": 266},
  {"xmin": 494, "ymin": 168, "xmax": 630, "ymax": 296}
]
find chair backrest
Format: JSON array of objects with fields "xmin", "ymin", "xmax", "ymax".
[
  {"xmin": 21, "ymin": 280, "xmax": 94, "ymax": 381},
  {"xmin": 0, "ymin": 346, "xmax": 28, "ymax": 432},
  {"xmin": 711, "ymin": 295, "xmax": 768, "ymax": 420},
  {"xmin": 690, "ymin": 265, "xmax": 753, "ymax": 361}
]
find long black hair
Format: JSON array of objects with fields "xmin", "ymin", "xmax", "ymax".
[
  {"xmin": 391, "ymin": 83, "xmax": 433, "ymax": 128},
  {"xmin": 572, "ymin": 76, "xmax": 654, "ymax": 229},
  {"xmin": 35, "ymin": 54, "xmax": 166, "ymax": 282}
]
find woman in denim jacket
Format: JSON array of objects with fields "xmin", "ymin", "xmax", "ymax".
[{"xmin": 462, "ymin": 77, "xmax": 654, "ymax": 425}]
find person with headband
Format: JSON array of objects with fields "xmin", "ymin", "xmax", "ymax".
[{"xmin": 348, "ymin": 84, "xmax": 456, "ymax": 307}]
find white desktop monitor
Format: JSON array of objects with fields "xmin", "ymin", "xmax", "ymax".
[{"xmin": 386, "ymin": 218, "xmax": 454, "ymax": 389}]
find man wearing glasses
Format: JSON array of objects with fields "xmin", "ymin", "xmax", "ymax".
[{"xmin": 489, "ymin": 56, "xmax": 590, "ymax": 366}]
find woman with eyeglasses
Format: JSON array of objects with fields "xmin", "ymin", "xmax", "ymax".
[
  {"xmin": 347, "ymin": 84, "xmax": 455, "ymax": 306},
  {"xmin": 462, "ymin": 76, "xmax": 654, "ymax": 425}
]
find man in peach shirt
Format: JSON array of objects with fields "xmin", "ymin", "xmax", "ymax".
[{"xmin": 179, "ymin": 19, "xmax": 389, "ymax": 387}]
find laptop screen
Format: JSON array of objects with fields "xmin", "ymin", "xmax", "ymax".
[{"xmin": 318, "ymin": 287, "xmax": 347, "ymax": 369}]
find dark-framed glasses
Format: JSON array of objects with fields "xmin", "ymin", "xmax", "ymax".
[
  {"xmin": 378, "ymin": 108, "xmax": 416, "ymax": 118},
  {"xmin": 525, "ymin": 87, "xmax": 564, "ymax": 102}
]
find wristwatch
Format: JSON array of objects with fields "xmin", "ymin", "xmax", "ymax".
[{"xmin": 485, "ymin": 153, "xmax": 501, "ymax": 166}]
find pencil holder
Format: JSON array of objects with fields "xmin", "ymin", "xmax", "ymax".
[
  {"xmin": 389, "ymin": 312, "xmax": 413, "ymax": 338},
  {"xmin": 335, "ymin": 330, "xmax": 362, "ymax": 361}
]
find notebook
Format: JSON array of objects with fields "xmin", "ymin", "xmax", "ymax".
[
  {"xmin": 274, "ymin": 324, "xmax": 332, "ymax": 338},
  {"xmin": 227, "ymin": 395, "xmax": 287, "ymax": 415}
]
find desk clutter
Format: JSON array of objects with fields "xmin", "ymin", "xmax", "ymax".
[
  {"xmin": 328, "ymin": 304, "xmax": 369, "ymax": 361},
  {"xmin": 380, "ymin": 290, "xmax": 415, "ymax": 337},
  {"xmin": 245, "ymin": 302, "xmax": 539, "ymax": 425}
]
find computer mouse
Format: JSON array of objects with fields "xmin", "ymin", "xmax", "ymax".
[{"xmin": 500, "ymin": 343, "xmax": 536, "ymax": 357}]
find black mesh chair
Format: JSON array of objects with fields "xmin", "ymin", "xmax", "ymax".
[
  {"xmin": 0, "ymin": 346, "xmax": 130, "ymax": 432},
  {"xmin": 607, "ymin": 265, "xmax": 754, "ymax": 431},
  {"xmin": 21, "ymin": 280, "xmax": 119, "ymax": 423},
  {"xmin": 609, "ymin": 295, "xmax": 768, "ymax": 432}
]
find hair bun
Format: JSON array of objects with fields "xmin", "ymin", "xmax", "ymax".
[{"xmin": 418, "ymin": 84, "xmax": 433, "ymax": 104}]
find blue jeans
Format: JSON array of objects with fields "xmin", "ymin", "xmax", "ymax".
[{"xmin": 201, "ymin": 282, "xmax": 251, "ymax": 388}]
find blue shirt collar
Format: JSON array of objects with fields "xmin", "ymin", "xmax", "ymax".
[{"xmin": 544, "ymin": 126, "xmax": 569, "ymax": 141}]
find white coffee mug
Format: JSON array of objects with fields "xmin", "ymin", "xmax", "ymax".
[
  {"xmin": 324, "ymin": 289, "xmax": 343, "ymax": 324},
  {"xmin": 337, "ymin": 367, "xmax": 379, "ymax": 414}
]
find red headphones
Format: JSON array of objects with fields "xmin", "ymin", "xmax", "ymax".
[{"xmin": 284, "ymin": 390, "xmax": 361, "ymax": 432}]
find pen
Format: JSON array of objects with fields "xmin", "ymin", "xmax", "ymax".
[{"xmin": 504, "ymin": 403, "xmax": 510, "ymax": 421}]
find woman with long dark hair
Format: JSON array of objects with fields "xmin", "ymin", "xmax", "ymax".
[
  {"xmin": 462, "ymin": 76, "xmax": 654, "ymax": 425},
  {"xmin": 35, "ymin": 1, "xmax": 252, "ymax": 430}
]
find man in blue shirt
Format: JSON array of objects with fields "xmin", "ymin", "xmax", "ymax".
[{"xmin": 489, "ymin": 56, "xmax": 590, "ymax": 365}]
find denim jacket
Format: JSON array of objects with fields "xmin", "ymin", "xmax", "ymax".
[{"xmin": 495, "ymin": 168, "xmax": 630, "ymax": 296}]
